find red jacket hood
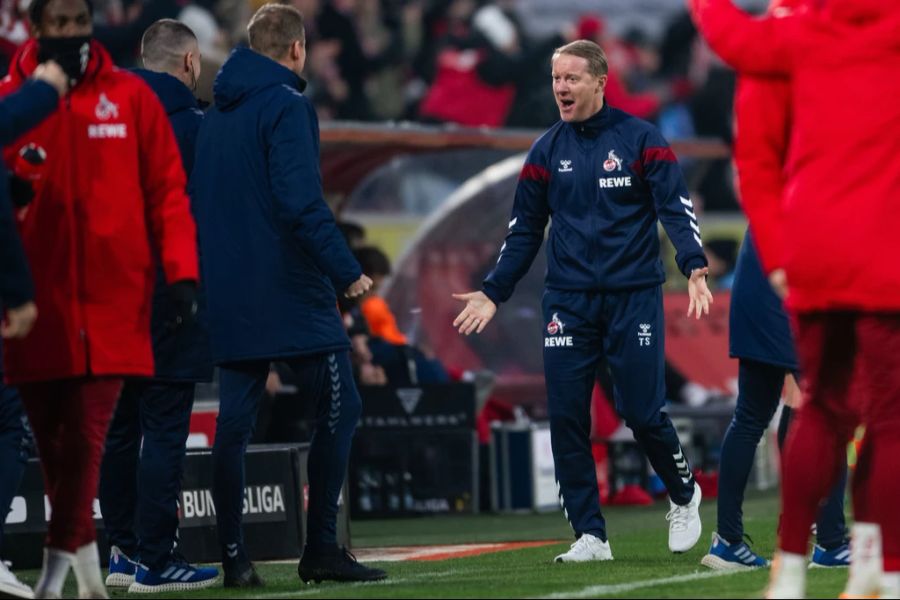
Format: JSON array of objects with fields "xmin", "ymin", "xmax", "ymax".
[{"xmin": 8, "ymin": 38, "xmax": 112, "ymax": 86}]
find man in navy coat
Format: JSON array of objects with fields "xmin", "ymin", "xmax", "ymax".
[
  {"xmin": 0, "ymin": 60, "xmax": 67, "ymax": 599},
  {"xmin": 192, "ymin": 3, "xmax": 383, "ymax": 586},
  {"xmin": 96, "ymin": 19, "xmax": 219, "ymax": 594}
]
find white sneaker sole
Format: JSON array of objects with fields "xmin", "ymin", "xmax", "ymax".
[
  {"xmin": 554, "ymin": 555, "xmax": 614, "ymax": 563},
  {"xmin": 700, "ymin": 553, "xmax": 760, "ymax": 571},
  {"xmin": 808, "ymin": 561, "xmax": 849, "ymax": 569},
  {"xmin": 105, "ymin": 573, "xmax": 135, "ymax": 587},
  {"xmin": 0, "ymin": 579, "xmax": 34, "ymax": 599},
  {"xmin": 127, "ymin": 577, "xmax": 219, "ymax": 593}
]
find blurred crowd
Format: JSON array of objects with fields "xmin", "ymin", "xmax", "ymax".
[
  {"xmin": 0, "ymin": 0, "xmax": 741, "ymax": 207},
  {"xmin": 0, "ymin": 0, "xmax": 734, "ymax": 138}
]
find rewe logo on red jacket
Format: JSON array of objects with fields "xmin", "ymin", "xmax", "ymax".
[{"xmin": 88, "ymin": 93, "xmax": 127, "ymax": 139}]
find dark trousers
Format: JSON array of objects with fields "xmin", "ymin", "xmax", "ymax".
[
  {"xmin": 543, "ymin": 286, "xmax": 694, "ymax": 542},
  {"xmin": 716, "ymin": 359, "xmax": 846, "ymax": 548},
  {"xmin": 98, "ymin": 380, "xmax": 195, "ymax": 569},
  {"xmin": 213, "ymin": 351, "xmax": 360, "ymax": 558},
  {"xmin": 0, "ymin": 382, "xmax": 31, "ymax": 553}
]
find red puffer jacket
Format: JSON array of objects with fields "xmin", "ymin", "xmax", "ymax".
[
  {"xmin": 0, "ymin": 40, "xmax": 198, "ymax": 384},
  {"xmin": 731, "ymin": 0, "xmax": 811, "ymax": 273},
  {"xmin": 691, "ymin": 0, "xmax": 900, "ymax": 312}
]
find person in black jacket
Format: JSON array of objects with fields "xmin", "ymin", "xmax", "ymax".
[
  {"xmin": 0, "ymin": 60, "xmax": 67, "ymax": 600},
  {"xmin": 95, "ymin": 19, "xmax": 219, "ymax": 594},
  {"xmin": 192, "ymin": 4, "xmax": 383, "ymax": 587}
]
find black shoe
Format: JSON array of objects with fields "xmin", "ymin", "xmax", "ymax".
[
  {"xmin": 223, "ymin": 562, "xmax": 264, "ymax": 588},
  {"xmin": 297, "ymin": 546, "xmax": 387, "ymax": 583},
  {"xmin": 222, "ymin": 545, "xmax": 264, "ymax": 589}
]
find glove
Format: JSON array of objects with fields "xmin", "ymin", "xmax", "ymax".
[
  {"xmin": 10, "ymin": 143, "xmax": 47, "ymax": 209},
  {"xmin": 167, "ymin": 279, "xmax": 198, "ymax": 329},
  {"xmin": 9, "ymin": 175, "xmax": 35, "ymax": 208}
]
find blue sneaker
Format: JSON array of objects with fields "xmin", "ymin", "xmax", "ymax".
[
  {"xmin": 106, "ymin": 546, "xmax": 138, "ymax": 587},
  {"xmin": 700, "ymin": 532, "xmax": 769, "ymax": 570},
  {"xmin": 128, "ymin": 560, "xmax": 219, "ymax": 593},
  {"xmin": 810, "ymin": 542, "xmax": 851, "ymax": 568}
]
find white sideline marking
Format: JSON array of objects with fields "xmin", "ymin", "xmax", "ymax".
[{"xmin": 540, "ymin": 569, "xmax": 747, "ymax": 598}]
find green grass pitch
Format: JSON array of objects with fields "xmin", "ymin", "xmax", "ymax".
[{"xmin": 16, "ymin": 491, "xmax": 849, "ymax": 598}]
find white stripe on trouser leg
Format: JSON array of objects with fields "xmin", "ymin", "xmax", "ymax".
[{"xmin": 557, "ymin": 480, "xmax": 573, "ymax": 530}]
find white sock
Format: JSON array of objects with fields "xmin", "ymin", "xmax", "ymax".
[
  {"xmin": 845, "ymin": 522, "xmax": 883, "ymax": 596},
  {"xmin": 33, "ymin": 547, "xmax": 74, "ymax": 599},
  {"xmin": 71, "ymin": 543, "xmax": 108, "ymax": 599},
  {"xmin": 778, "ymin": 551, "xmax": 807, "ymax": 570},
  {"xmin": 882, "ymin": 572, "xmax": 900, "ymax": 600},
  {"xmin": 766, "ymin": 551, "xmax": 806, "ymax": 599}
]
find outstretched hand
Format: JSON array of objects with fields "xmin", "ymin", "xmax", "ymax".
[
  {"xmin": 452, "ymin": 291, "xmax": 497, "ymax": 335},
  {"xmin": 687, "ymin": 267, "xmax": 714, "ymax": 319}
]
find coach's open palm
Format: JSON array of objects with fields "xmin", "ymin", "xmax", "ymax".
[
  {"xmin": 452, "ymin": 291, "xmax": 497, "ymax": 335},
  {"xmin": 687, "ymin": 267, "xmax": 714, "ymax": 320}
]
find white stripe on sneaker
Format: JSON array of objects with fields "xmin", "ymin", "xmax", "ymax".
[{"xmin": 181, "ymin": 570, "xmax": 195, "ymax": 582}]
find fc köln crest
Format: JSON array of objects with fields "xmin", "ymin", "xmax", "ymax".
[{"xmin": 603, "ymin": 149, "xmax": 623, "ymax": 172}]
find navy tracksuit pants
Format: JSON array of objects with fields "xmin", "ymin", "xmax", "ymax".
[
  {"xmin": 213, "ymin": 351, "xmax": 360, "ymax": 559},
  {"xmin": 717, "ymin": 359, "xmax": 846, "ymax": 548},
  {"xmin": 99, "ymin": 381, "xmax": 195, "ymax": 570},
  {"xmin": 0, "ymin": 381, "xmax": 32, "ymax": 554},
  {"xmin": 543, "ymin": 286, "xmax": 694, "ymax": 542}
]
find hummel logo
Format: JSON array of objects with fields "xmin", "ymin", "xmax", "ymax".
[
  {"xmin": 558, "ymin": 159, "xmax": 573, "ymax": 173},
  {"xmin": 638, "ymin": 323, "xmax": 652, "ymax": 346}
]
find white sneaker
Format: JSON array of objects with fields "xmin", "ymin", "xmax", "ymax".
[
  {"xmin": 0, "ymin": 561, "xmax": 34, "ymax": 599},
  {"xmin": 554, "ymin": 534, "xmax": 614, "ymax": 563},
  {"xmin": 667, "ymin": 482, "xmax": 702, "ymax": 553},
  {"xmin": 843, "ymin": 522, "xmax": 883, "ymax": 599},
  {"xmin": 766, "ymin": 551, "xmax": 807, "ymax": 599},
  {"xmin": 881, "ymin": 573, "xmax": 900, "ymax": 600}
]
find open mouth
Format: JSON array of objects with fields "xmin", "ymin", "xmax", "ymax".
[{"xmin": 560, "ymin": 99, "xmax": 575, "ymax": 109}]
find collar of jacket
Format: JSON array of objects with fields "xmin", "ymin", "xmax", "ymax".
[
  {"xmin": 568, "ymin": 101, "xmax": 610, "ymax": 138},
  {"xmin": 11, "ymin": 38, "xmax": 110, "ymax": 88},
  {"xmin": 131, "ymin": 68, "xmax": 199, "ymax": 116}
]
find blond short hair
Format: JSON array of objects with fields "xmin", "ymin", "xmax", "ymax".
[
  {"xmin": 248, "ymin": 3, "xmax": 305, "ymax": 60},
  {"xmin": 552, "ymin": 40, "xmax": 609, "ymax": 77}
]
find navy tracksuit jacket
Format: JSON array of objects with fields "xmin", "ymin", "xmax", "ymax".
[
  {"xmin": 729, "ymin": 229, "xmax": 797, "ymax": 371},
  {"xmin": 483, "ymin": 103, "xmax": 707, "ymax": 540}
]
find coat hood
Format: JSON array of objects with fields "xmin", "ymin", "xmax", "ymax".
[{"xmin": 213, "ymin": 47, "xmax": 307, "ymax": 112}]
